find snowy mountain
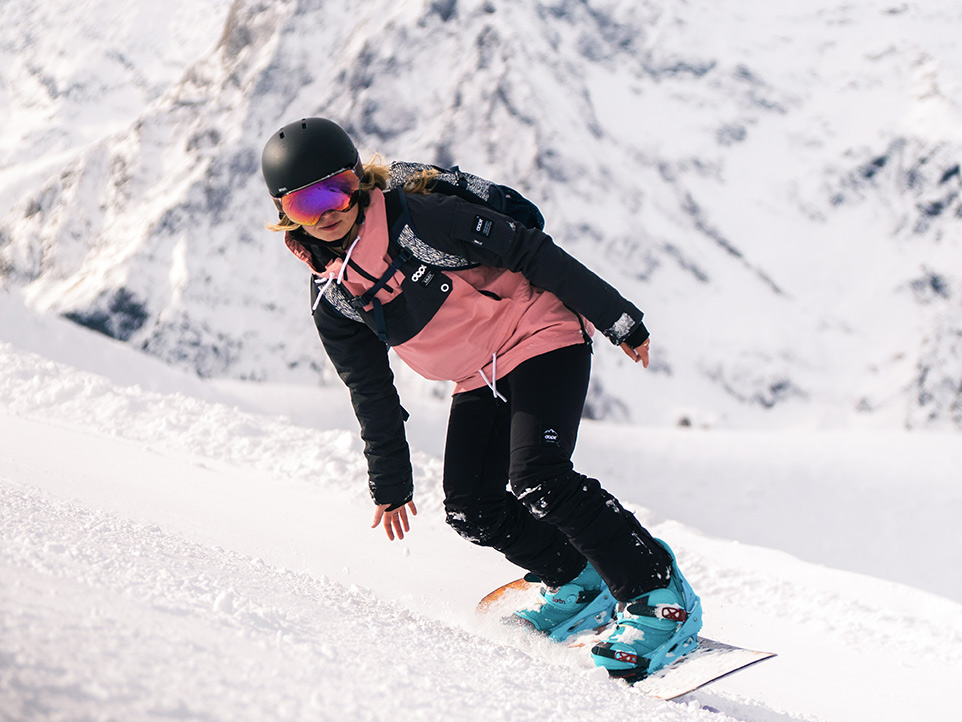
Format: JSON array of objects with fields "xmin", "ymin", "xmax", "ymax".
[
  {"xmin": 2, "ymin": 294, "xmax": 961, "ymax": 722},
  {"xmin": 3, "ymin": 0, "xmax": 962, "ymax": 430}
]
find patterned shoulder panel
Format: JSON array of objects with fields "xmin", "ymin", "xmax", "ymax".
[
  {"xmin": 441, "ymin": 168, "xmax": 494, "ymax": 202},
  {"xmin": 389, "ymin": 160, "xmax": 494, "ymax": 203},
  {"xmin": 321, "ymin": 282, "xmax": 364, "ymax": 322},
  {"xmin": 388, "ymin": 161, "xmax": 434, "ymax": 190},
  {"xmin": 396, "ymin": 224, "xmax": 473, "ymax": 269}
]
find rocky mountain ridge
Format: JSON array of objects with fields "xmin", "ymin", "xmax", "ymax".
[{"xmin": 3, "ymin": 0, "xmax": 961, "ymax": 429}]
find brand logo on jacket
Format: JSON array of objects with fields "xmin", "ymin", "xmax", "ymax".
[
  {"xmin": 474, "ymin": 215, "xmax": 493, "ymax": 238},
  {"xmin": 411, "ymin": 264, "xmax": 435, "ymax": 287}
]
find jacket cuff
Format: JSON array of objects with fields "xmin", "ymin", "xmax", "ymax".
[
  {"xmin": 603, "ymin": 312, "xmax": 648, "ymax": 347},
  {"xmin": 621, "ymin": 320, "xmax": 650, "ymax": 349},
  {"xmin": 369, "ymin": 478, "xmax": 414, "ymax": 508}
]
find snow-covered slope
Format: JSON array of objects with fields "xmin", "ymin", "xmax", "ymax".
[
  {"xmin": 3, "ymin": 0, "xmax": 962, "ymax": 429},
  {"xmin": 2, "ymin": 291, "xmax": 961, "ymax": 722}
]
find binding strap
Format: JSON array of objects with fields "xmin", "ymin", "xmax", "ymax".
[{"xmin": 625, "ymin": 599, "xmax": 688, "ymax": 623}]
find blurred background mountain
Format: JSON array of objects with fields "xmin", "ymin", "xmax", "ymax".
[{"xmin": 3, "ymin": 0, "xmax": 961, "ymax": 430}]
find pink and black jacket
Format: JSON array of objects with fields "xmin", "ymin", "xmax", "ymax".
[{"xmin": 286, "ymin": 188, "xmax": 649, "ymax": 508}]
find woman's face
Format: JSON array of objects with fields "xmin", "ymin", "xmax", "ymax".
[{"xmin": 301, "ymin": 203, "xmax": 360, "ymax": 242}]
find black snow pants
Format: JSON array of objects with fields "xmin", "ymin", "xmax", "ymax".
[{"xmin": 442, "ymin": 343, "xmax": 672, "ymax": 602}]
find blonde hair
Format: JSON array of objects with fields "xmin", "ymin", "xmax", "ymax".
[{"xmin": 265, "ymin": 157, "xmax": 439, "ymax": 233}]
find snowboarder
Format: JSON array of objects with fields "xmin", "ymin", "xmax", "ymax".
[{"xmin": 260, "ymin": 117, "xmax": 702, "ymax": 679}]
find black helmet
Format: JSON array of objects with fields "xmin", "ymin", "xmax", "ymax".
[{"xmin": 261, "ymin": 117, "xmax": 363, "ymax": 198}]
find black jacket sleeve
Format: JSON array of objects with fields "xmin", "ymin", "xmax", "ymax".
[
  {"xmin": 405, "ymin": 193, "xmax": 649, "ymax": 346},
  {"xmin": 310, "ymin": 279, "xmax": 414, "ymax": 507}
]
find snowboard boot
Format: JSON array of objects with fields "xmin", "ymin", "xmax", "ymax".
[
  {"xmin": 512, "ymin": 562, "xmax": 617, "ymax": 642},
  {"xmin": 591, "ymin": 540, "xmax": 702, "ymax": 682}
]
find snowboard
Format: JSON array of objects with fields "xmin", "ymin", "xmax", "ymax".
[{"xmin": 478, "ymin": 578, "xmax": 775, "ymax": 701}]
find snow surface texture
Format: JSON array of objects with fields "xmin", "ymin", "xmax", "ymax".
[
  {"xmin": 3, "ymin": 0, "xmax": 962, "ymax": 429},
  {"xmin": 2, "ymin": 289, "xmax": 961, "ymax": 722}
]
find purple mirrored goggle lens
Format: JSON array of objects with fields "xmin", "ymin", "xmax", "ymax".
[{"xmin": 279, "ymin": 169, "xmax": 361, "ymax": 226}]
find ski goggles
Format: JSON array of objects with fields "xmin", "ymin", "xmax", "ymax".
[{"xmin": 277, "ymin": 168, "xmax": 361, "ymax": 226}]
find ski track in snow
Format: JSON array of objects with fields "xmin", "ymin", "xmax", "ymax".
[{"xmin": 0, "ymin": 482, "xmax": 714, "ymax": 722}]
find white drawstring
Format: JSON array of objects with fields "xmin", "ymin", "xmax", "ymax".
[
  {"xmin": 312, "ymin": 236, "xmax": 361, "ymax": 311},
  {"xmin": 478, "ymin": 353, "xmax": 507, "ymax": 402},
  {"xmin": 312, "ymin": 273, "xmax": 337, "ymax": 311},
  {"xmin": 338, "ymin": 237, "xmax": 360, "ymax": 284}
]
